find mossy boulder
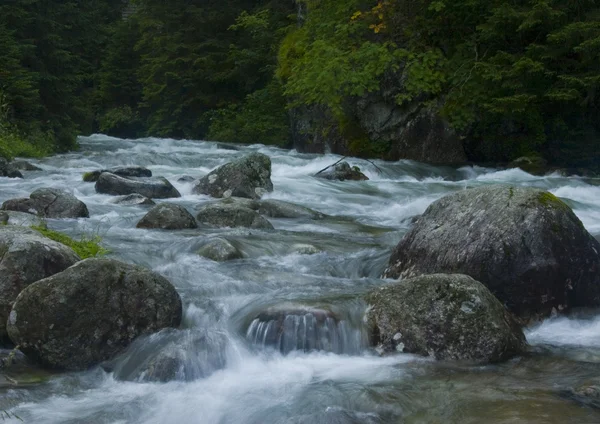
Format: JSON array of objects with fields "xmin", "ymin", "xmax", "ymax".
[
  {"xmin": 383, "ymin": 186, "xmax": 600, "ymax": 321},
  {"xmin": 7, "ymin": 258, "xmax": 182, "ymax": 370},
  {"xmin": 136, "ymin": 203, "xmax": 197, "ymax": 230},
  {"xmin": 366, "ymin": 274, "xmax": 526, "ymax": 362},
  {"xmin": 95, "ymin": 172, "xmax": 181, "ymax": 199},
  {"xmin": 0, "ymin": 226, "xmax": 80, "ymax": 342},
  {"xmin": 192, "ymin": 153, "xmax": 274, "ymax": 200},
  {"xmin": 1, "ymin": 188, "xmax": 89, "ymax": 219},
  {"xmin": 196, "ymin": 203, "xmax": 274, "ymax": 229}
]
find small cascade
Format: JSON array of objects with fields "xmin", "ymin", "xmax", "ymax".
[{"xmin": 246, "ymin": 307, "xmax": 367, "ymax": 355}]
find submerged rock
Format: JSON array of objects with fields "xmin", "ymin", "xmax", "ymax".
[
  {"xmin": 95, "ymin": 172, "xmax": 181, "ymax": 199},
  {"xmin": 0, "ymin": 226, "xmax": 80, "ymax": 341},
  {"xmin": 0, "ymin": 211, "xmax": 45, "ymax": 227},
  {"xmin": 198, "ymin": 238, "xmax": 243, "ymax": 261},
  {"xmin": 111, "ymin": 193, "xmax": 155, "ymax": 206},
  {"xmin": 177, "ymin": 175, "xmax": 196, "ymax": 183},
  {"xmin": 316, "ymin": 161, "xmax": 369, "ymax": 181},
  {"xmin": 1, "ymin": 188, "xmax": 89, "ymax": 219},
  {"xmin": 258, "ymin": 199, "xmax": 326, "ymax": 220},
  {"xmin": 137, "ymin": 203, "xmax": 197, "ymax": 230},
  {"xmin": 192, "ymin": 153, "xmax": 273, "ymax": 199},
  {"xmin": 383, "ymin": 186, "xmax": 600, "ymax": 321},
  {"xmin": 83, "ymin": 166, "xmax": 152, "ymax": 182},
  {"xmin": 569, "ymin": 382, "xmax": 600, "ymax": 409},
  {"xmin": 366, "ymin": 274, "xmax": 526, "ymax": 362},
  {"xmin": 109, "ymin": 329, "xmax": 228, "ymax": 383},
  {"xmin": 196, "ymin": 203, "xmax": 273, "ymax": 229},
  {"xmin": 7, "ymin": 258, "xmax": 182, "ymax": 370}
]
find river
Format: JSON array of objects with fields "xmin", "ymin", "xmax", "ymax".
[{"xmin": 1, "ymin": 134, "xmax": 599, "ymax": 423}]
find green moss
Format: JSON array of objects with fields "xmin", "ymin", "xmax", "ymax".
[
  {"xmin": 82, "ymin": 172, "xmax": 96, "ymax": 182},
  {"xmin": 537, "ymin": 192, "xmax": 570, "ymax": 211},
  {"xmin": 30, "ymin": 226, "xmax": 109, "ymax": 259}
]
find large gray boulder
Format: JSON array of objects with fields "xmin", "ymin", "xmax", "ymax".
[
  {"xmin": 95, "ymin": 172, "xmax": 181, "ymax": 199},
  {"xmin": 192, "ymin": 153, "xmax": 273, "ymax": 200},
  {"xmin": 316, "ymin": 161, "xmax": 369, "ymax": 181},
  {"xmin": 1, "ymin": 188, "xmax": 89, "ymax": 219},
  {"xmin": 0, "ymin": 226, "xmax": 80, "ymax": 341},
  {"xmin": 7, "ymin": 258, "xmax": 182, "ymax": 370},
  {"xmin": 196, "ymin": 203, "xmax": 273, "ymax": 229},
  {"xmin": 366, "ymin": 274, "xmax": 526, "ymax": 362},
  {"xmin": 383, "ymin": 186, "xmax": 600, "ymax": 321},
  {"xmin": 136, "ymin": 203, "xmax": 197, "ymax": 230},
  {"xmin": 83, "ymin": 166, "xmax": 152, "ymax": 182},
  {"xmin": 197, "ymin": 238, "xmax": 243, "ymax": 262}
]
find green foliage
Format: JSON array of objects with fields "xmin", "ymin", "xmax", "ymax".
[
  {"xmin": 30, "ymin": 225, "xmax": 109, "ymax": 259},
  {"xmin": 208, "ymin": 80, "xmax": 290, "ymax": 145}
]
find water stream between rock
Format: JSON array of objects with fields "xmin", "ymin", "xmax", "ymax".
[{"xmin": 1, "ymin": 135, "xmax": 599, "ymax": 423}]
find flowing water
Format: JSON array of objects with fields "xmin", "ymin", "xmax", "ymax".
[{"xmin": 1, "ymin": 134, "xmax": 600, "ymax": 423}]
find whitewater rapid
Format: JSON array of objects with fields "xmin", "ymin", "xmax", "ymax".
[{"xmin": 0, "ymin": 135, "xmax": 599, "ymax": 423}]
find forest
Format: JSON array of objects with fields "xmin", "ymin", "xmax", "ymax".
[{"xmin": 0, "ymin": 0, "xmax": 598, "ymax": 170}]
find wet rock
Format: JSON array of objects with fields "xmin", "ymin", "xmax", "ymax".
[
  {"xmin": 366, "ymin": 274, "xmax": 526, "ymax": 362},
  {"xmin": 192, "ymin": 153, "xmax": 273, "ymax": 200},
  {"xmin": 0, "ymin": 158, "xmax": 23, "ymax": 179},
  {"xmin": 258, "ymin": 199, "xmax": 326, "ymax": 220},
  {"xmin": 290, "ymin": 244, "xmax": 321, "ymax": 255},
  {"xmin": 198, "ymin": 238, "xmax": 243, "ymax": 262},
  {"xmin": 1, "ymin": 188, "xmax": 89, "ymax": 219},
  {"xmin": 508, "ymin": 156, "xmax": 549, "ymax": 176},
  {"xmin": 10, "ymin": 160, "xmax": 42, "ymax": 171},
  {"xmin": 0, "ymin": 348, "xmax": 53, "ymax": 388},
  {"xmin": 95, "ymin": 172, "xmax": 181, "ymax": 199},
  {"xmin": 7, "ymin": 258, "xmax": 182, "ymax": 370},
  {"xmin": 111, "ymin": 193, "xmax": 155, "ymax": 206},
  {"xmin": 83, "ymin": 166, "xmax": 152, "ymax": 182},
  {"xmin": 246, "ymin": 306, "xmax": 360, "ymax": 354},
  {"xmin": 383, "ymin": 186, "xmax": 600, "ymax": 321},
  {"xmin": 0, "ymin": 226, "xmax": 80, "ymax": 341},
  {"xmin": 136, "ymin": 203, "xmax": 197, "ymax": 230},
  {"xmin": 317, "ymin": 162, "xmax": 369, "ymax": 181},
  {"xmin": 196, "ymin": 203, "xmax": 274, "ymax": 229},
  {"xmin": 0, "ymin": 211, "xmax": 45, "ymax": 227},
  {"xmin": 110, "ymin": 329, "xmax": 228, "ymax": 383},
  {"xmin": 177, "ymin": 175, "xmax": 196, "ymax": 183}
]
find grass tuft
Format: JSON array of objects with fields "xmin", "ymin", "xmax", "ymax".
[{"xmin": 30, "ymin": 225, "xmax": 109, "ymax": 259}]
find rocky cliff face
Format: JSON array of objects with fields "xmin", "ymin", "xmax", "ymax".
[{"xmin": 289, "ymin": 93, "xmax": 466, "ymax": 165}]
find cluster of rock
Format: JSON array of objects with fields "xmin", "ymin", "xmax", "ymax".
[
  {"xmin": 0, "ymin": 158, "xmax": 41, "ymax": 179},
  {"xmin": 0, "ymin": 225, "xmax": 182, "ymax": 371},
  {"xmin": 364, "ymin": 185, "xmax": 600, "ymax": 363},
  {"xmin": 4, "ymin": 148, "xmax": 598, "ymax": 395}
]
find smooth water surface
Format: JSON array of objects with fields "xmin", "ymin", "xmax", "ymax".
[{"xmin": 1, "ymin": 135, "xmax": 599, "ymax": 423}]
